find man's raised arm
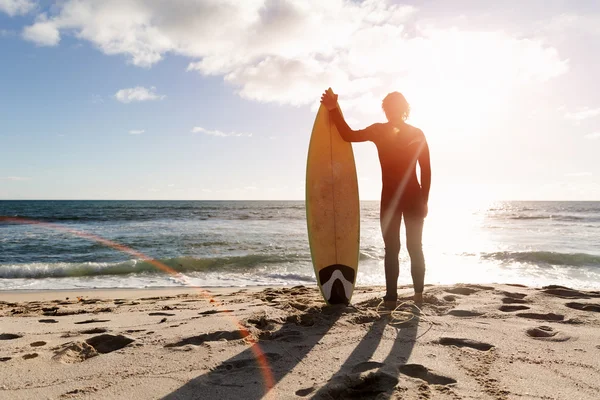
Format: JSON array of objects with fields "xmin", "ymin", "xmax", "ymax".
[{"xmin": 321, "ymin": 89, "xmax": 374, "ymax": 143}]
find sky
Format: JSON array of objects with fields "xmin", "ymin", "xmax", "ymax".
[{"xmin": 1, "ymin": 0, "xmax": 599, "ymax": 201}]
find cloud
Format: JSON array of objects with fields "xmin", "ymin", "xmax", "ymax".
[
  {"xmin": 128, "ymin": 129, "xmax": 145, "ymax": 135},
  {"xmin": 114, "ymin": 86, "xmax": 164, "ymax": 103},
  {"xmin": 563, "ymin": 172, "xmax": 592, "ymax": 177},
  {"xmin": 191, "ymin": 126, "xmax": 252, "ymax": 137},
  {"xmin": 0, "ymin": 0, "xmax": 35, "ymax": 16},
  {"xmin": 22, "ymin": 15, "xmax": 60, "ymax": 46},
  {"xmin": 22, "ymin": 0, "xmax": 568, "ymax": 112},
  {"xmin": 1, "ymin": 176, "xmax": 31, "ymax": 181},
  {"xmin": 584, "ymin": 132, "xmax": 600, "ymax": 139},
  {"xmin": 565, "ymin": 107, "xmax": 600, "ymax": 122}
]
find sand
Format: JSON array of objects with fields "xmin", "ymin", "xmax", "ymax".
[{"xmin": 1, "ymin": 283, "xmax": 600, "ymax": 399}]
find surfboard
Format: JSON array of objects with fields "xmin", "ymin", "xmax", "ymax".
[{"xmin": 306, "ymin": 89, "xmax": 360, "ymax": 305}]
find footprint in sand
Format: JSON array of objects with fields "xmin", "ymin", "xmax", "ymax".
[
  {"xmin": 259, "ymin": 329, "xmax": 302, "ymax": 342},
  {"xmin": 398, "ymin": 364, "xmax": 457, "ymax": 385},
  {"xmin": 164, "ymin": 330, "xmax": 249, "ymax": 348},
  {"xmin": 125, "ymin": 329, "xmax": 146, "ymax": 333},
  {"xmin": 81, "ymin": 328, "xmax": 108, "ymax": 334},
  {"xmin": 39, "ymin": 319, "xmax": 59, "ymax": 324},
  {"xmin": 443, "ymin": 295, "xmax": 458, "ymax": 302},
  {"xmin": 565, "ymin": 302, "xmax": 600, "ymax": 313},
  {"xmin": 350, "ymin": 311, "xmax": 381, "ymax": 324},
  {"xmin": 516, "ymin": 312, "xmax": 564, "ymax": 322},
  {"xmin": 148, "ymin": 312, "xmax": 176, "ymax": 316},
  {"xmin": 295, "ymin": 386, "xmax": 318, "ymax": 397},
  {"xmin": 501, "ymin": 297, "xmax": 528, "ymax": 304},
  {"xmin": 444, "ymin": 287, "xmax": 479, "ymax": 296},
  {"xmin": 199, "ymin": 309, "xmax": 234, "ymax": 315},
  {"xmin": 85, "ymin": 334, "xmax": 134, "ymax": 354},
  {"xmin": 245, "ymin": 312, "xmax": 282, "ymax": 330},
  {"xmin": 216, "ymin": 352, "xmax": 282, "ymax": 372},
  {"xmin": 447, "ymin": 310, "xmax": 484, "ymax": 317},
  {"xmin": 541, "ymin": 285, "xmax": 600, "ymax": 299},
  {"xmin": 526, "ymin": 326, "xmax": 571, "ymax": 342},
  {"xmin": 502, "ymin": 291, "xmax": 528, "ymax": 300},
  {"xmin": 0, "ymin": 333, "xmax": 22, "ymax": 340},
  {"xmin": 351, "ymin": 361, "xmax": 385, "ymax": 373},
  {"xmin": 437, "ymin": 337, "xmax": 495, "ymax": 351},
  {"xmin": 499, "ymin": 305, "xmax": 530, "ymax": 312},
  {"xmin": 53, "ymin": 342, "xmax": 98, "ymax": 364},
  {"xmin": 30, "ymin": 341, "xmax": 47, "ymax": 347},
  {"xmin": 0, "ymin": 357, "xmax": 11, "ymax": 362},
  {"xmin": 312, "ymin": 369, "xmax": 399, "ymax": 399},
  {"xmin": 22, "ymin": 353, "xmax": 38, "ymax": 360},
  {"xmin": 74, "ymin": 319, "xmax": 110, "ymax": 325}
]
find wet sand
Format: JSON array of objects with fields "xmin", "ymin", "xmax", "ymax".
[{"xmin": 1, "ymin": 283, "xmax": 600, "ymax": 399}]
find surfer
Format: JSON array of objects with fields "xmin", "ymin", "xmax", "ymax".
[{"xmin": 320, "ymin": 89, "xmax": 431, "ymax": 308}]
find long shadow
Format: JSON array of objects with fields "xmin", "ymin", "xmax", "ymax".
[
  {"xmin": 311, "ymin": 306, "xmax": 419, "ymax": 399},
  {"xmin": 162, "ymin": 305, "xmax": 345, "ymax": 400}
]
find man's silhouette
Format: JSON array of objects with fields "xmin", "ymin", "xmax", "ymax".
[{"xmin": 320, "ymin": 89, "xmax": 431, "ymax": 307}]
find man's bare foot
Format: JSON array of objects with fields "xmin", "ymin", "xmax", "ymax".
[
  {"xmin": 414, "ymin": 293, "xmax": 423, "ymax": 306},
  {"xmin": 384, "ymin": 299, "xmax": 397, "ymax": 310}
]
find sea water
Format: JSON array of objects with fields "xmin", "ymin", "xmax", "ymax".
[{"xmin": 1, "ymin": 200, "xmax": 599, "ymax": 291}]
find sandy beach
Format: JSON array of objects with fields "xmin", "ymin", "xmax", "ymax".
[{"xmin": 1, "ymin": 283, "xmax": 599, "ymax": 399}]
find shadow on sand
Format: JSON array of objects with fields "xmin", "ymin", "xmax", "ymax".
[
  {"xmin": 162, "ymin": 304, "xmax": 345, "ymax": 399},
  {"xmin": 162, "ymin": 300, "xmax": 427, "ymax": 399},
  {"xmin": 309, "ymin": 306, "xmax": 420, "ymax": 399}
]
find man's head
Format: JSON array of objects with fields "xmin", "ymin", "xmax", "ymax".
[{"xmin": 382, "ymin": 92, "xmax": 410, "ymax": 123}]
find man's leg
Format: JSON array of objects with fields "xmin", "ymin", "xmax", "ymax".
[
  {"xmin": 380, "ymin": 203, "xmax": 402, "ymax": 303},
  {"xmin": 404, "ymin": 214, "xmax": 425, "ymax": 303}
]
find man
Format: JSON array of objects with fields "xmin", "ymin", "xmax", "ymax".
[{"xmin": 320, "ymin": 89, "xmax": 431, "ymax": 307}]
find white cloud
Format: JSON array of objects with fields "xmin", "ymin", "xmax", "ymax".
[
  {"xmin": 22, "ymin": 15, "xmax": 60, "ymax": 46},
  {"xmin": 565, "ymin": 107, "xmax": 600, "ymax": 122},
  {"xmin": 22, "ymin": 0, "xmax": 568, "ymax": 112},
  {"xmin": 1, "ymin": 176, "xmax": 31, "ymax": 181},
  {"xmin": 128, "ymin": 129, "xmax": 145, "ymax": 135},
  {"xmin": 584, "ymin": 132, "xmax": 600, "ymax": 140},
  {"xmin": 115, "ymin": 86, "xmax": 164, "ymax": 103},
  {"xmin": 564, "ymin": 172, "xmax": 592, "ymax": 177},
  {"xmin": 0, "ymin": 0, "xmax": 35, "ymax": 16},
  {"xmin": 191, "ymin": 126, "xmax": 252, "ymax": 137}
]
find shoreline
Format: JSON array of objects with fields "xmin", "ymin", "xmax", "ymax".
[{"xmin": 1, "ymin": 283, "xmax": 599, "ymax": 399}]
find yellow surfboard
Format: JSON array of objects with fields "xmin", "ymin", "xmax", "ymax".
[{"xmin": 306, "ymin": 89, "xmax": 360, "ymax": 305}]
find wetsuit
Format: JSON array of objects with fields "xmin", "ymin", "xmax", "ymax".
[{"xmin": 329, "ymin": 108, "xmax": 431, "ymax": 299}]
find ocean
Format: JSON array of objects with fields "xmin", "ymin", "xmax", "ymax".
[{"xmin": 1, "ymin": 200, "xmax": 599, "ymax": 291}]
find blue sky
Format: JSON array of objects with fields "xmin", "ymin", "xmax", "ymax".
[{"xmin": 1, "ymin": 0, "xmax": 599, "ymax": 201}]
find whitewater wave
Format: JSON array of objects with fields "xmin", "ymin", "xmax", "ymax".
[
  {"xmin": 0, "ymin": 254, "xmax": 310, "ymax": 279},
  {"xmin": 480, "ymin": 251, "xmax": 600, "ymax": 267}
]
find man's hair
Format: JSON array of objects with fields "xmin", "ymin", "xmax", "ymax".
[{"xmin": 382, "ymin": 92, "xmax": 410, "ymax": 121}]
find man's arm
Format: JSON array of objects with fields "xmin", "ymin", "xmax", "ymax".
[
  {"xmin": 418, "ymin": 134, "xmax": 431, "ymax": 204},
  {"xmin": 329, "ymin": 107, "xmax": 374, "ymax": 143}
]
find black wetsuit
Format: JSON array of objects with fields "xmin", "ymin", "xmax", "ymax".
[{"xmin": 329, "ymin": 108, "xmax": 431, "ymax": 298}]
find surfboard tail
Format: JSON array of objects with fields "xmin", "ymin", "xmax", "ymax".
[{"xmin": 318, "ymin": 264, "xmax": 356, "ymax": 305}]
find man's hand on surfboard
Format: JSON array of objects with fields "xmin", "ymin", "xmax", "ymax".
[{"xmin": 320, "ymin": 88, "xmax": 338, "ymax": 111}]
